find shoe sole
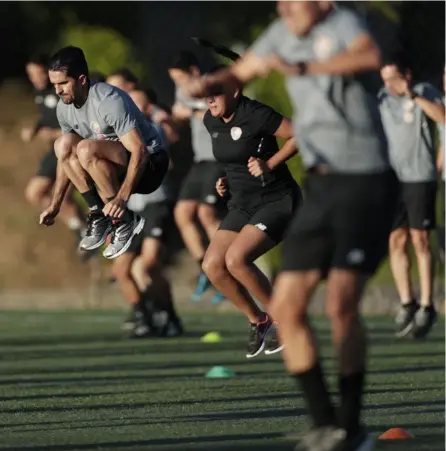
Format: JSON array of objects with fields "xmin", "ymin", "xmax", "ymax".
[
  {"xmin": 80, "ymin": 224, "xmax": 112, "ymax": 251},
  {"xmin": 103, "ymin": 217, "xmax": 146, "ymax": 260},
  {"xmin": 246, "ymin": 322, "xmax": 272, "ymax": 359},
  {"xmin": 264, "ymin": 344, "xmax": 285, "ymax": 355},
  {"xmin": 395, "ymin": 321, "xmax": 415, "ymax": 338}
]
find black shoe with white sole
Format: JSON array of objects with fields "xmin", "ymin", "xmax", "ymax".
[
  {"xmin": 413, "ymin": 305, "xmax": 437, "ymax": 339},
  {"xmin": 395, "ymin": 302, "xmax": 419, "ymax": 338},
  {"xmin": 103, "ymin": 213, "xmax": 145, "ymax": 259},
  {"xmin": 246, "ymin": 316, "xmax": 272, "ymax": 359},
  {"xmin": 264, "ymin": 324, "xmax": 284, "ymax": 355}
]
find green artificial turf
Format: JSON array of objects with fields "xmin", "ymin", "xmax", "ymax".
[{"xmin": 0, "ymin": 311, "xmax": 444, "ymax": 451}]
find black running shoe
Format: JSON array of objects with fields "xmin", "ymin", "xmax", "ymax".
[
  {"xmin": 395, "ymin": 302, "xmax": 419, "ymax": 338},
  {"xmin": 246, "ymin": 316, "xmax": 272, "ymax": 359},
  {"xmin": 264, "ymin": 324, "xmax": 284, "ymax": 355},
  {"xmin": 413, "ymin": 305, "xmax": 437, "ymax": 339}
]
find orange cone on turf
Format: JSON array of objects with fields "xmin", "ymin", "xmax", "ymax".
[{"xmin": 379, "ymin": 428, "xmax": 414, "ymax": 440}]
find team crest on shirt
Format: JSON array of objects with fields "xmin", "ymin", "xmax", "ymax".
[
  {"xmin": 44, "ymin": 94, "xmax": 58, "ymax": 109},
  {"xmin": 90, "ymin": 121, "xmax": 101, "ymax": 134},
  {"xmin": 313, "ymin": 35, "xmax": 334, "ymax": 60},
  {"xmin": 230, "ymin": 127, "xmax": 242, "ymax": 141}
]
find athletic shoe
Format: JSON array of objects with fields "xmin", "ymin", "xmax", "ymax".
[
  {"xmin": 333, "ymin": 429, "xmax": 375, "ymax": 451},
  {"xmin": 121, "ymin": 308, "xmax": 137, "ymax": 331},
  {"xmin": 295, "ymin": 426, "xmax": 346, "ymax": 451},
  {"xmin": 246, "ymin": 316, "xmax": 272, "ymax": 359},
  {"xmin": 80, "ymin": 212, "xmax": 112, "ymax": 251},
  {"xmin": 151, "ymin": 310, "xmax": 184, "ymax": 337},
  {"xmin": 129, "ymin": 318, "xmax": 152, "ymax": 338},
  {"xmin": 394, "ymin": 301, "xmax": 419, "ymax": 338},
  {"xmin": 412, "ymin": 305, "xmax": 437, "ymax": 339},
  {"xmin": 191, "ymin": 272, "xmax": 212, "ymax": 302},
  {"xmin": 264, "ymin": 324, "xmax": 284, "ymax": 355},
  {"xmin": 210, "ymin": 291, "xmax": 226, "ymax": 305},
  {"xmin": 102, "ymin": 213, "xmax": 145, "ymax": 259}
]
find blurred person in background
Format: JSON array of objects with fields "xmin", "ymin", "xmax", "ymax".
[
  {"xmin": 106, "ymin": 68, "xmax": 138, "ymax": 93},
  {"xmin": 379, "ymin": 57, "xmax": 445, "ymax": 339},
  {"xmin": 168, "ymin": 51, "xmax": 225, "ymax": 304},
  {"xmin": 22, "ymin": 55, "xmax": 88, "ymax": 258},
  {"xmin": 185, "ymin": 1, "xmax": 399, "ymax": 449},
  {"xmin": 39, "ymin": 46, "xmax": 169, "ymax": 260},
  {"xmin": 436, "ymin": 65, "xmax": 445, "ymax": 265},
  {"xmin": 90, "ymin": 71, "xmax": 106, "ymax": 84},
  {"xmin": 113, "ymin": 88, "xmax": 183, "ymax": 338}
]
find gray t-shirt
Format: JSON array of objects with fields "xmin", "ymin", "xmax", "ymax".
[
  {"xmin": 57, "ymin": 82, "xmax": 162, "ymax": 153},
  {"xmin": 251, "ymin": 7, "xmax": 389, "ymax": 174},
  {"xmin": 175, "ymin": 88, "xmax": 214, "ymax": 162},
  {"xmin": 379, "ymin": 84, "xmax": 443, "ymax": 182},
  {"xmin": 438, "ymin": 96, "xmax": 445, "ymax": 181}
]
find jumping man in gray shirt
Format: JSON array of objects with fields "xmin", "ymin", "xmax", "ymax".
[
  {"xmin": 379, "ymin": 58, "xmax": 445, "ymax": 339},
  {"xmin": 185, "ymin": 2, "xmax": 397, "ymax": 450},
  {"xmin": 39, "ymin": 46, "xmax": 169, "ymax": 259}
]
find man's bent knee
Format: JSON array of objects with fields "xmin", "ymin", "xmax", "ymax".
[
  {"xmin": 76, "ymin": 140, "xmax": 98, "ymax": 166},
  {"xmin": 25, "ymin": 178, "xmax": 51, "ymax": 205},
  {"xmin": 54, "ymin": 134, "xmax": 80, "ymax": 161}
]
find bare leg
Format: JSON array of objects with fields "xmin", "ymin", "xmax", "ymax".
[
  {"xmin": 203, "ymin": 230, "xmax": 264, "ymax": 323},
  {"xmin": 389, "ymin": 228, "xmax": 413, "ymax": 303},
  {"xmin": 174, "ymin": 200, "xmax": 205, "ymax": 262},
  {"xmin": 197, "ymin": 203, "xmax": 221, "ymax": 241},
  {"xmin": 410, "ymin": 229, "xmax": 434, "ymax": 307},
  {"xmin": 225, "ymin": 225, "xmax": 276, "ymax": 308}
]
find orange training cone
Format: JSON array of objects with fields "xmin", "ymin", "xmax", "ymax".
[{"xmin": 379, "ymin": 428, "xmax": 414, "ymax": 440}]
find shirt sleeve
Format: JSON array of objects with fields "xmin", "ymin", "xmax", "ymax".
[
  {"xmin": 99, "ymin": 92, "xmax": 138, "ymax": 138},
  {"xmin": 415, "ymin": 84, "xmax": 445, "ymax": 106},
  {"xmin": 333, "ymin": 8, "xmax": 371, "ymax": 49},
  {"xmin": 250, "ymin": 19, "xmax": 282, "ymax": 57},
  {"xmin": 56, "ymin": 104, "xmax": 73, "ymax": 134},
  {"xmin": 251, "ymin": 101, "xmax": 284, "ymax": 136}
]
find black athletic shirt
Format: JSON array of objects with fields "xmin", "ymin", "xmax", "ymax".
[
  {"xmin": 34, "ymin": 84, "xmax": 60, "ymax": 131},
  {"xmin": 203, "ymin": 95, "xmax": 296, "ymax": 206}
]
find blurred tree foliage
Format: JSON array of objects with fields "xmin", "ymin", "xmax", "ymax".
[{"xmin": 58, "ymin": 25, "xmax": 146, "ymax": 79}]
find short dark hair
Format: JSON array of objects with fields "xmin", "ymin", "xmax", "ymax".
[
  {"xmin": 383, "ymin": 53, "xmax": 411, "ymax": 75},
  {"xmin": 49, "ymin": 46, "xmax": 89, "ymax": 78},
  {"xmin": 168, "ymin": 51, "xmax": 200, "ymax": 72},
  {"xmin": 109, "ymin": 68, "xmax": 139, "ymax": 85},
  {"xmin": 143, "ymin": 87, "xmax": 158, "ymax": 104},
  {"xmin": 27, "ymin": 54, "xmax": 49, "ymax": 68}
]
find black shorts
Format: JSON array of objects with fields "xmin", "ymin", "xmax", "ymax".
[
  {"xmin": 126, "ymin": 201, "xmax": 173, "ymax": 254},
  {"xmin": 121, "ymin": 149, "xmax": 169, "ymax": 195},
  {"xmin": 281, "ymin": 171, "xmax": 398, "ymax": 276},
  {"xmin": 36, "ymin": 148, "xmax": 57, "ymax": 180},
  {"xmin": 219, "ymin": 186, "xmax": 302, "ymax": 243},
  {"xmin": 393, "ymin": 181, "xmax": 437, "ymax": 231},
  {"xmin": 178, "ymin": 161, "xmax": 225, "ymax": 206}
]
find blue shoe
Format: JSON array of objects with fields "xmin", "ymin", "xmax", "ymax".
[
  {"xmin": 211, "ymin": 291, "xmax": 226, "ymax": 305},
  {"xmin": 191, "ymin": 272, "xmax": 212, "ymax": 302}
]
